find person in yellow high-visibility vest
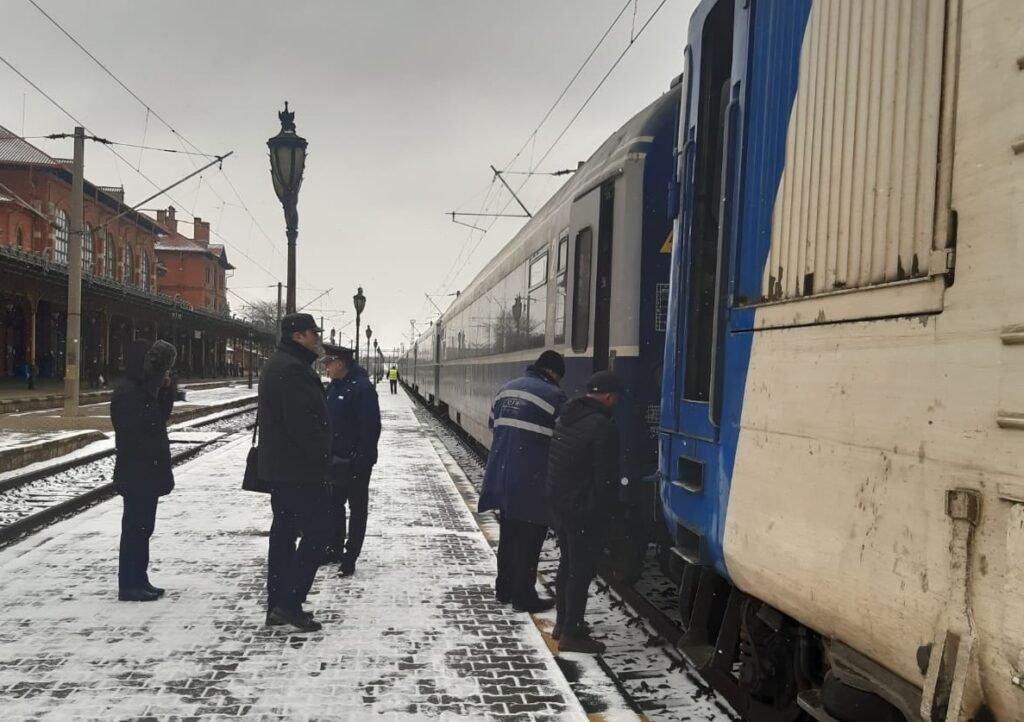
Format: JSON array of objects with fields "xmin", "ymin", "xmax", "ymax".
[{"xmin": 387, "ymin": 366, "xmax": 399, "ymax": 395}]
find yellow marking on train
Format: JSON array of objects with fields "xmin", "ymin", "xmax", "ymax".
[{"xmin": 660, "ymin": 230, "xmax": 673, "ymax": 254}]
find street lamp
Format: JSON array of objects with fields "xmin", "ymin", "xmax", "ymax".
[
  {"xmin": 373, "ymin": 338, "xmax": 379, "ymax": 382},
  {"xmin": 247, "ymin": 329, "xmax": 254, "ymax": 389},
  {"xmin": 353, "ymin": 286, "xmax": 366, "ymax": 363},
  {"xmin": 365, "ymin": 325, "xmax": 372, "ymax": 363},
  {"xmin": 267, "ymin": 102, "xmax": 307, "ymax": 315}
]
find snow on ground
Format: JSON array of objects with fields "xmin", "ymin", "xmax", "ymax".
[
  {"xmin": 0, "ymin": 430, "xmax": 92, "ymax": 453},
  {"xmin": 0, "ymin": 390, "xmax": 585, "ymax": 721}
]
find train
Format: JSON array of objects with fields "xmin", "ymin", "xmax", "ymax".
[
  {"xmin": 402, "ymin": 1, "xmax": 1024, "ymax": 721},
  {"xmin": 399, "ymin": 78, "xmax": 680, "ymax": 573}
]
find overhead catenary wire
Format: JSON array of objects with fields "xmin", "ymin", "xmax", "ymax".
[
  {"xmin": 24, "ymin": 0, "xmax": 298, "ymax": 280},
  {"xmin": 444, "ymin": 0, "xmax": 672, "ymax": 292},
  {"xmin": 0, "ymin": 51, "xmax": 284, "ymax": 286}
]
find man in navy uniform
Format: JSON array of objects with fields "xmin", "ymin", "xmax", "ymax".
[
  {"xmin": 479, "ymin": 350, "xmax": 567, "ymax": 612},
  {"xmin": 323, "ymin": 343, "xmax": 382, "ymax": 577},
  {"xmin": 258, "ymin": 313, "xmax": 332, "ymax": 632}
]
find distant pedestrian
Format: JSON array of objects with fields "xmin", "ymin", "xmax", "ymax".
[
  {"xmin": 546, "ymin": 370, "xmax": 622, "ymax": 654},
  {"xmin": 323, "ymin": 344, "xmax": 382, "ymax": 576},
  {"xmin": 257, "ymin": 313, "xmax": 332, "ymax": 632},
  {"xmin": 479, "ymin": 350, "xmax": 567, "ymax": 612},
  {"xmin": 387, "ymin": 366, "xmax": 399, "ymax": 395},
  {"xmin": 110, "ymin": 339, "xmax": 178, "ymax": 602}
]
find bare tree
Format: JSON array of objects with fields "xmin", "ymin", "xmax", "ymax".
[{"xmin": 239, "ymin": 299, "xmax": 279, "ymax": 332}]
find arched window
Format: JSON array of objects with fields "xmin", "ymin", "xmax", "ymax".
[
  {"xmin": 15, "ymin": 226, "xmax": 24, "ymax": 250},
  {"xmin": 83, "ymin": 223, "xmax": 94, "ymax": 273},
  {"xmin": 105, "ymin": 234, "xmax": 114, "ymax": 278},
  {"xmin": 54, "ymin": 208, "xmax": 69, "ymax": 264},
  {"xmin": 123, "ymin": 244, "xmax": 134, "ymax": 286},
  {"xmin": 140, "ymin": 253, "xmax": 150, "ymax": 292}
]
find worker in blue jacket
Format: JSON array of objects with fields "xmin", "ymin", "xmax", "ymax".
[
  {"xmin": 479, "ymin": 350, "xmax": 567, "ymax": 612},
  {"xmin": 323, "ymin": 344, "xmax": 382, "ymax": 577}
]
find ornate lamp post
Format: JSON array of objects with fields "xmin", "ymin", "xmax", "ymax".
[
  {"xmin": 267, "ymin": 102, "xmax": 308, "ymax": 314},
  {"xmin": 365, "ymin": 325, "xmax": 372, "ymax": 370},
  {"xmin": 373, "ymin": 339, "xmax": 379, "ymax": 382},
  {"xmin": 353, "ymin": 286, "xmax": 366, "ymax": 363}
]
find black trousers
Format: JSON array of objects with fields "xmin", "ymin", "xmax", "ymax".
[
  {"xmin": 119, "ymin": 494, "xmax": 159, "ymax": 590},
  {"xmin": 267, "ymin": 484, "xmax": 333, "ymax": 612},
  {"xmin": 389, "ymin": 380, "xmax": 397, "ymax": 394},
  {"xmin": 331, "ymin": 468, "xmax": 372, "ymax": 564},
  {"xmin": 555, "ymin": 519, "xmax": 603, "ymax": 635},
  {"xmin": 495, "ymin": 515, "xmax": 547, "ymax": 604}
]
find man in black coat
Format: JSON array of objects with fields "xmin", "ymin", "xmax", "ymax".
[
  {"xmin": 322, "ymin": 344, "xmax": 382, "ymax": 576},
  {"xmin": 545, "ymin": 370, "xmax": 622, "ymax": 654},
  {"xmin": 110, "ymin": 338, "xmax": 178, "ymax": 602},
  {"xmin": 257, "ymin": 313, "xmax": 332, "ymax": 632}
]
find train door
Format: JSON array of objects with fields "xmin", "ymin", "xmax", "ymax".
[
  {"xmin": 674, "ymin": 0, "xmax": 738, "ymax": 444},
  {"xmin": 592, "ymin": 181, "xmax": 615, "ymax": 372}
]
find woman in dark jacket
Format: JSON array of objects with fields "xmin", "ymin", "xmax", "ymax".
[{"xmin": 110, "ymin": 339, "xmax": 177, "ymax": 602}]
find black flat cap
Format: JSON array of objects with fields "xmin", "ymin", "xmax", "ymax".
[
  {"xmin": 280, "ymin": 313, "xmax": 322, "ymax": 335},
  {"xmin": 586, "ymin": 369, "xmax": 622, "ymax": 394}
]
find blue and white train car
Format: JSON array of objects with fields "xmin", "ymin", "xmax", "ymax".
[
  {"xmin": 435, "ymin": 81, "xmax": 681, "ymax": 566},
  {"xmin": 659, "ymin": 1, "xmax": 1023, "ymax": 720}
]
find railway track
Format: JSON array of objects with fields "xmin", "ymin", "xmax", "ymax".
[
  {"xmin": 0, "ymin": 405, "xmax": 257, "ymax": 548},
  {"xmin": 404, "ymin": 386, "xmax": 740, "ymax": 721}
]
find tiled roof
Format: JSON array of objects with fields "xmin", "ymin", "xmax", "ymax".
[
  {"xmin": 0, "ymin": 126, "xmax": 60, "ymax": 167},
  {"xmin": 155, "ymin": 235, "xmax": 207, "ymax": 253}
]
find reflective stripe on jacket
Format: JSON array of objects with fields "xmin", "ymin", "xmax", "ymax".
[{"xmin": 478, "ymin": 366, "xmax": 567, "ymax": 525}]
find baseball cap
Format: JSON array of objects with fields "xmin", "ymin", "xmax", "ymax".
[
  {"xmin": 585, "ymin": 370, "xmax": 621, "ymax": 394},
  {"xmin": 280, "ymin": 313, "xmax": 322, "ymax": 336}
]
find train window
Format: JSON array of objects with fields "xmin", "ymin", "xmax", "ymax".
[
  {"xmin": 527, "ymin": 253, "xmax": 548, "ymax": 346},
  {"xmin": 572, "ymin": 228, "xmax": 593, "ymax": 352},
  {"xmin": 557, "ymin": 235, "xmax": 568, "ymax": 272},
  {"xmin": 683, "ymin": 0, "xmax": 733, "ymax": 402}
]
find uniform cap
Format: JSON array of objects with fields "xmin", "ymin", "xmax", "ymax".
[
  {"xmin": 280, "ymin": 313, "xmax": 322, "ymax": 336},
  {"xmin": 322, "ymin": 343, "xmax": 354, "ymax": 362},
  {"xmin": 585, "ymin": 370, "xmax": 621, "ymax": 394}
]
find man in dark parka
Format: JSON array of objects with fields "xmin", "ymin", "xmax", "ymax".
[
  {"xmin": 258, "ymin": 313, "xmax": 332, "ymax": 632},
  {"xmin": 323, "ymin": 344, "xmax": 382, "ymax": 576},
  {"xmin": 546, "ymin": 369, "xmax": 622, "ymax": 654},
  {"xmin": 110, "ymin": 338, "xmax": 177, "ymax": 602}
]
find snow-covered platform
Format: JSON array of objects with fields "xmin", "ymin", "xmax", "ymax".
[{"xmin": 0, "ymin": 388, "xmax": 586, "ymax": 721}]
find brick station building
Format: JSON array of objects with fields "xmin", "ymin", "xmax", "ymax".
[{"xmin": 0, "ymin": 126, "xmax": 272, "ymax": 385}]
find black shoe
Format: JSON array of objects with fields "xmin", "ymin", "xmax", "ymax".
[
  {"xmin": 551, "ymin": 621, "xmax": 590, "ymax": 640},
  {"xmin": 512, "ymin": 597, "xmax": 556, "ymax": 613},
  {"xmin": 339, "ymin": 559, "xmax": 356, "ymax": 577},
  {"xmin": 119, "ymin": 587, "xmax": 159, "ymax": 602},
  {"xmin": 265, "ymin": 609, "xmax": 314, "ymax": 626},
  {"xmin": 266, "ymin": 606, "xmax": 322, "ymax": 632},
  {"xmin": 495, "ymin": 592, "xmax": 512, "ymax": 604},
  {"xmin": 143, "ymin": 582, "xmax": 166, "ymax": 598},
  {"xmin": 558, "ymin": 633, "xmax": 606, "ymax": 655}
]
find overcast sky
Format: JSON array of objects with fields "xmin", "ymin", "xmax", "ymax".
[{"xmin": 1, "ymin": 0, "xmax": 698, "ymax": 353}]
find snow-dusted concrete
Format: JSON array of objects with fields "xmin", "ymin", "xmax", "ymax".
[{"xmin": 0, "ymin": 388, "xmax": 584, "ymax": 721}]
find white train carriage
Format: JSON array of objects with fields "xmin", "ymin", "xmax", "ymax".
[{"xmin": 658, "ymin": 1, "xmax": 1024, "ymax": 720}]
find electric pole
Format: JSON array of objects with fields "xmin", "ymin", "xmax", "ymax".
[
  {"xmin": 63, "ymin": 126, "xmax": 85, "ymax": 416},
  {"xmin": 276, "ymin": 282, "xmax": 282, "ymax": 330}
]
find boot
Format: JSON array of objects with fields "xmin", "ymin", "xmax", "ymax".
[
  {"xmin": 551, "ymin": 621, "xmax": 590, "ymax": 640},
  {"xmin": 339, "ymin": 558, "xmax": 356, "ymax": 577},
  {"xmin": 266, "ymin": 606, "xmax": 322, "ymax": 632},
  {"xmin": 143, "ymin": 582, "xmax": 166, "ymax": 598},
  {"xmin": 513, "ymin": 596, "xmax": 556, "ymax": 613},
  {"xmin": 558, "ymin": 632, "xmax": 606, "ymax": 655},
  {"xmin": 119, "ymin": 587, "xmax": 159, "ymax": 602}
]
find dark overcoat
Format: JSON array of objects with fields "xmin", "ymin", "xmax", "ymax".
[
  {"xmin": 478, "ymin": 366, "xmax": 567, "ymax": 525},
  {"xmin": 326, "ymin": 364, "xmax": 382, "ymax": 474},
  {"xmin": 110, "ymin": 339, "xmax": 177, "ymax": 497},
  {"xmin": 257, "ymin": 340, "xmax": 330, "ymax": 487}
]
